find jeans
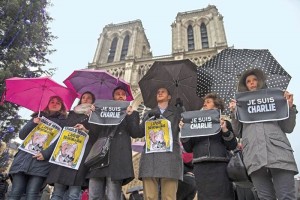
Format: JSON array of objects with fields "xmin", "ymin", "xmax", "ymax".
[
  {"xmin": 8, "ymin": 173, "xmax": 44, "ymax": 200},
  {"xmin": 51, "ymin": 183, "xmax": 81, "ymax": 200},
  {"xmin": 89, "ymin": 177, "xmax": 122, "ymax": 200}
]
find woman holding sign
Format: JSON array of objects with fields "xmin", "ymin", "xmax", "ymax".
[
  {"xmin": 8, "ymin": 96, "xmax": 67, "ymax": 200},
  {"xmin": 229, "ymin": 68, "xmax": 298, "ymax": 200},
  {"xmin": 181, "ymin": 93, "xmax": 237, "ymax": 200},
  {"xmin": 47, "ymin": 91, "xmax": 96, "ymax": 200}
]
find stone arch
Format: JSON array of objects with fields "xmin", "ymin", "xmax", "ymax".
[
  {"xmin": 120, "ymin": 30, "xmax": 132, "ymax": 39},
  {"xmin": 107, "ymin": 32, "xmax": 120, "ymax": 40},
  {"xmin": 182, "ymin": 19, "xmax": 196, "ymax": 29},
  {"xmin": 120, "ymin": 31, "xmax": 131, "ymax": 61},
  {"xmin": 196, "ymin": 16, "xmax": 210, "ymax": 26},
  {"xmin": 107, "ymin": 36, "xmax": 118, "ymax": 63}
]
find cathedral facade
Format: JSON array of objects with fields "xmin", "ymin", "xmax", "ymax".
[
  {"xmin": 87, "ymin": 5, "xmax": 228, "ymax": 196},
  {"xmin": 88, "ymin": 5, "xmax": 228, "ymax": 110}
]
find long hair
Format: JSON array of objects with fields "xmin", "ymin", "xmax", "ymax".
[
  {"xmin": 32, "ymin": 96, "xmax": 67, "ymax": 117},
  {"xmin": 77, "ymin": 91, "xmax": 95, "ymax": 106},
  {"xmin": 203, "ymin": 93, "xmax": 225, "ymax": 111}
]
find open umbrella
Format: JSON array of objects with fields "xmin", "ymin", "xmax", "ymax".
[
  {"xmin": 197, "ymin": 48, "xmax": 291, "ymax": 115},
  {"xmin": 63, "ymin": 69, "xmax": 134, "ymax": 101},
  {"xmin": 138, "ymin": 59, "xmax": 203, "ymax": 111},
  {"xmin": 2, "ymin": 77, "xmax": 78, "ymax": 112}
]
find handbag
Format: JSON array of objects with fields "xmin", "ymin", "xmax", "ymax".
[
  {"xmin": 84, "ymin": 130, "xmax": 115, "ymax": 168},
  {"xmin": 227, "ymin": 149, "xmax": 251, "ymax": 182}
]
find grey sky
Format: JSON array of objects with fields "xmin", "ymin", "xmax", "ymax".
[{"xmin": 19, "ymin": 0, "xmax": 300, "ymax": 172}]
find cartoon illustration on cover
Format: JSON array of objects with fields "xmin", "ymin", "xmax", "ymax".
[
  {"xmin": 19, "ymin": 117, "xmax": 61, "ymax": 155},
  {"xmin": 24, "ymin": 131, "xmax": 48, "ymax": 152},
  {"xmin": 149, "ymin": 129, "xmax": 166, "ymax": 150},
  {"xmin": 145, "ymin": 119, "xmax": 173, "ymax": 153},
  {"xmin": 55, "ymin": 140, "xmax": 78, "ymax": 167},
  {"xmin": 50, "ymin": 127, "xmax": 89, "ymax": 170}
]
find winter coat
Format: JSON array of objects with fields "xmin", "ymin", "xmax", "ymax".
[
  {"xmin": 182, "ymin": 120, "xmax": 237, "ymax": 163},
  {"xmin": 182, "ymin": 120, "xmax": 236, "ymax": 200},
  {"xmin": 9, "ymin": 112, "xmax": 65, "ymax": 178},
  {"xmin": 231, "ymin": 68, "xmax": 298, "ymax": 175},
  {"xmin": 138, "ymin": 105, "xmax": 183, "ymax": 181},
  {"xmin": 86, "ymin": 111, "xmax": 140, "ymax": 185},
  {"xmin": 46, "ymin": 111, "xmax": 97, "ymax": 186}
]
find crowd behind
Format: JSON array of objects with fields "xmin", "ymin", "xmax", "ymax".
[{"xmin": 1, "ymin": 68, "xmax": 298, "ymax": 200}]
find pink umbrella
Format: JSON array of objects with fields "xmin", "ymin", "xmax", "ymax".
[
  {"xmin": 63, "ymin": 69, "xmax": 134, "ymax": 101},
  {"xmin": 131, "ymin": 141, "xmax": 145, "ymax": 153},
  {"xmin": 2, "ymin": 77, "xmax": 78, "ymax": 112}
]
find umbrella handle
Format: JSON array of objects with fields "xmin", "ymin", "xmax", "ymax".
[
  {"xmin": 37, "ymin": 101, "xmax": 42, "ymax": 118},
  {"xmin": 37, "ymin": 92, "xmax": 45, "ymax": 118}
]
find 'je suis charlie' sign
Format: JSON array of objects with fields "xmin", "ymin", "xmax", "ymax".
[
  {"xmin": 89, "ymin": 99, "xmax": 130, "ymax": 126},
  {"xmin": 235, "ymin": 88, "xmax": 289, "ymax": 123},
  {"xmin": 180, "ymin": 109, "xmax": 221, "ymax": 138}
]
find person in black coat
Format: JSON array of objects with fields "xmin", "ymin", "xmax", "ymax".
[
  {"xmin": 47, "ymin": 91, "xmax": 96, "ymax": 200},
  {"xmin": 181, "ymin": 93, "xmax": 237, "ymax": 200},
  {"xmin": 8, "ymin": 96, "xmax": 67, "ymax": 200},
  {"xmin": 86, "ymin": 86, "xmax": 141, "ymax": 200}
]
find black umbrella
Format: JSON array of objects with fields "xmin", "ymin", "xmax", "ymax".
[
  {"xmin": 138, "ymin": 59, "xmax": 203, "ymax": 111},
  {"xmin": 197, "ymin": 48, "xmax": 291, "ymax": 115}
]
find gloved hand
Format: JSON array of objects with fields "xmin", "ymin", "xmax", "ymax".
[{"xmin": 148, "ymin": 111, "xmax": 160, "ymax": 119}]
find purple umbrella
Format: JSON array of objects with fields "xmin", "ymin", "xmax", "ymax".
[
  {"xmin": 63, "ymin": 69, "xmax": 134, "ymax": 101},
  {"xmin": 131, "ymin": 141, "xmax": 145, "ymax": 153}
]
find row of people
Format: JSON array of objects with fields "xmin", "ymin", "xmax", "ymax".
[{"xmin": 7, "ymin": 68, "xmax": 298, "ymax": 200}]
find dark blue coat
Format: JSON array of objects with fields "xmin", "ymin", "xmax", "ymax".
[{"xmin": 9, "ymin": 112, "xmax": 65, "ymax": 178}]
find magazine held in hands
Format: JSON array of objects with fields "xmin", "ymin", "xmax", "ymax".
[
  {"xmin": 19, "ymin": 116, "xmax": 61, "ymax": 155},
  {"xmin": 50, "ymin": 127, "xmax": 89, "ymax": 170}
]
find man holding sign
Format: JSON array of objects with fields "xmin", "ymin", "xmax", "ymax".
[
  {"xmin": 229, "ymin": 68, "xmax": 298, "ymax": 200},
  {"xmin": 87, "ymin": 86, "xmax": 140, "ymax": 200},
  {"xmin": 180, "ymin": 93, "xmax": 237, "ymax": 200},
  {"xmin": 139, "ymin": 87, "xmax": 183, "ymax": 200}
]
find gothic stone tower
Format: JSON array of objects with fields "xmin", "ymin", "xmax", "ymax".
[
  {"xmin": 88, "ymin": 5, "xmax": 228, "ymax": 110},
  {"xmin": 172, "ymin": 5, "xmax": 227, "ymax": 62},
  {"xmin": 87, "ymin": 5, "xmax": 228, "ymax": 196}
]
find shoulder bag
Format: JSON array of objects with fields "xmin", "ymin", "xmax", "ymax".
[
  {"xmin": 84, "ymin": 130, "xmax": 115, "ymax": 168},
  {"xmin": 227, "ymin": 124, "xmax": 251, "ymax": 183},
  {"xmin": 227, "ymin": 148, "xmax": 251, "ymax": 182}
]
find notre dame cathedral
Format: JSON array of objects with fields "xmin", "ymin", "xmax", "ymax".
[{"xmin": 87, "ymin": 5, "xmax": 228, "ymax": 196}]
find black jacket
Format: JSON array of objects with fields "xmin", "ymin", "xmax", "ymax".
[
  {"xmin": 182, "ymin": 120, "xmax": 237, "ymax": 163},
  {"xmin": 86, "ymin": 111, "xmax": 140, "ymax": 185},
  {"xmin": 46, "ymin": 111, "xmax": 96, "ymax": 186}
]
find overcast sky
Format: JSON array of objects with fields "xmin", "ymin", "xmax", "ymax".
[{"xmin": 18, "ymin": 0, "xmax": 300, "ymax": 172}]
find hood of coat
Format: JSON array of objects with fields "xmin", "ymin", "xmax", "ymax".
[{"xmin": 238, "ymin": 68, "xmax": 267, "ymax": 92}]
